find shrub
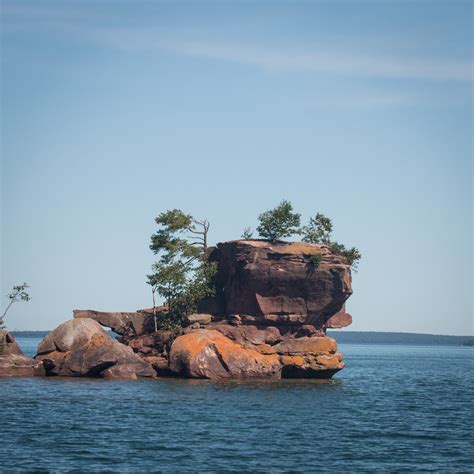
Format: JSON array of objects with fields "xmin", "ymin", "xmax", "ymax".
[{"xmin": 256, "ymin": 200, "xmax": 301, "ymax": 242}]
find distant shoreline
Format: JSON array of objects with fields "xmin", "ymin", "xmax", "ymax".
[{"xmin": 10, "ymin": 330, "xmax": 474, "ymax": 346}]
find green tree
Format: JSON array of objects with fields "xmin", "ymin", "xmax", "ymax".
[
  {"xmin": 1, "ymin": 283, "xmax": 31, "ymax": 330},
  {"xmin": 329, "ymin": 242, "xmax": 362, "ymax": 271},
  {"xmin": 241, "ymin": 227, "xmax": 253, "ymax": 240},
  {"xmin": 302, "ymin": 213, "xmax": 333, "ymax": 244},
  {"xmin": 147, "ymin": 210, "xmax": 216, "ymax": 330},
  {"xmin": 256, "ymin": 200, "xmax": 301, "ymax": 242}
]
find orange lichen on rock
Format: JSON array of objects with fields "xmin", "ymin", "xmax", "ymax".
[
  {"xmin": 170, "ymin": 329, "xmax": 281, "ymax": 379},
  {"xmin": 280, "ymin": 355, "xmax": 305, "ymax": 366},
  {"xmin": 274, "ymin": 336, "xmax": 337, "ymax": 355}
]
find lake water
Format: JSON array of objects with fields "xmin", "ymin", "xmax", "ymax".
[{"xmin": 1, "ymin": 337, "xmax": 473, "ymax": 472}]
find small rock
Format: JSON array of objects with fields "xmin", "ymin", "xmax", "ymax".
[{"xmin": 186, "ymin": 313, "xmax": 212, "ymax": 325}]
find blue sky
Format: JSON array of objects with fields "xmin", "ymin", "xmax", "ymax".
[{"xmin": 1, "ymin": 0, "xmax": 472, "ymax": 334}]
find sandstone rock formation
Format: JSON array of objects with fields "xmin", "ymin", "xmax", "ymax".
[
  {"xmin": 0, "ymin": 331, "xmax": 45, "ymax": 377},
  {"xmin": 36, "ymin": 319, "xmax": 156, "ymax": 379},
  {"xmin": 324, "ymin": 305, "xmax": 353, "ymax": 329},
  {"xmin": 170, "ymin": 329, "xmax": 281, "ymax": 379},
  {"xmin": 168, "ymin": 328, "xmax": 343, "ymax": 379},
  {"xmin": 47, "ymin": 239, "xmax": 354, "ymax": 380},
  {"xmin": 73, "ymin": 308, "xmax": 157, "ymax": 337},
  {"xmin": 199, "ymin": 240, "xmax": 352, "ymax": 327}
]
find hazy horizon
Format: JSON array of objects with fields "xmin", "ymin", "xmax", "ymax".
[{"xmin": 1, "ymin": 1, "xmax": 472, "ymax": 334}]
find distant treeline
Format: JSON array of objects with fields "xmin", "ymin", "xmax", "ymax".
[
  {"xmin": 328, "ymin": 331, "xmax": 474, "ymax": 346},
  {"xmin": 11, "ymin": 330, "xmax": 474, "ymax": 346},
  {"xmin": 11, "ymin": 331, "xmax": 50, "ymax": 338}
]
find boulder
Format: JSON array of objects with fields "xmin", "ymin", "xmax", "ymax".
[
  {"xmin": 0, "ymin": 331, "xmax": 45, "ymax": 377},
  {"xmin": 169, "ymin": 329, "xmax": 281, "ymax": 379},
  {"xmin": 280, "ymin": 352, "xmax": 344, "ymax": 378},
  {"xmin": 276, "ymin": 335, "xmax": 344, "ymax": 378},
  {"xmin": 199, "ymin": 240, "xmax": 352, "ymax": 328},
  {"xmin": 185, "ymin": 313, "xmax": 213, "ymax": 326},
  {"xmin": 36, "ymin": 319, "xmax": 156, "ymax": 379}
]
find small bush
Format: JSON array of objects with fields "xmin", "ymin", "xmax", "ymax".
[{"xmin": 308, "ymin": 253, "xmax": 322, "ymax": 268}]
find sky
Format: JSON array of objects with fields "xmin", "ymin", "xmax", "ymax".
[{"xmin": 1, "ymin": 0, "xmax": 472, "ymax": 335}]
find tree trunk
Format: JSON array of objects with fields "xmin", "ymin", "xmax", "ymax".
[
  {"xmin": 1, "ymin": 300, "xmax": 15, "ymax": 321},
  {"xmin": 152, "ymin": 288, "xmax": 158, "ymax": 332}
]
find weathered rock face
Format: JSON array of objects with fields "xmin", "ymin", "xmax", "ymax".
[
  {"xmin": 36, "ymin": 319, "xmax": 156, "ymax": 379},
  {"xmin": 0, "ymin": 331, "xmax": 45, "ymax": 377},
  {"xmin": 170, "ymin": 329, "xmax": 281, "ymax": 379},
  {"xmin": 73, "ymin": 309, "xmax": 158, "ymax": 337},
  {"xmin": 325, "ymin": 305, "xmax": 353, "ymax": 329},
  {"xmin": 168, "ymin": 328, "xmax": 343, "ymax": 379},
  {"xmin": 61, "ymin": 239, "xmax": 354, "ymax": 380},
  {"xmin": 200, "ymin": 240, "xmax": 352, "ymax": 328}
]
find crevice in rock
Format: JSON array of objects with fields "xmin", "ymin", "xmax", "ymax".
[{"xmin": 209, "ymin": 343, "xmax": 230, "ymax": 374}]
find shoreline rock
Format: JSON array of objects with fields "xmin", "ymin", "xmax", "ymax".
[
  {"xmin": 0, "ymin": 331, "xmax": 45, "ymax": 377},
  {"xmin": 1, "ymin": 240, "xmax": 353, "ymax": 380},
  {"xmin": 36, "ymin": 319, "xmax": 156, "ymax": 379}
]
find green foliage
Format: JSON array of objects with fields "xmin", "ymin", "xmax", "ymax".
[
  {"xmin": 308, "ymin": 253, "xmax": 322, "ymax": 268},
  {"xmin": 150, "ymin": 209, "xmax": 201, "ymax": 262},
  {"xmin": 253, "ymin": 201, "xmax": 362, "ymax": 271},
  {"xmin": 147, "ymin": 210, "xmax": 216, "ymax": 330},
  {"xmin": 302, "ymin": 213, "xmax": 333, "ymax": 244},
  {"xmin": 241, "ymin": 227, "xmax": 253, "ymax": 240},
  {"xmin": 330, "ymin": 242, "xmax": 362, "ymax": 271},
  {"xmin": 256, "ymin": 200, "xmax": 301, "ymax": 242},
  {"xmin": 1, "ymin": 282, "xmax": 31, "ymax": 330}
]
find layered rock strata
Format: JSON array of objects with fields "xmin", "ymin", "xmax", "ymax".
[
  {"xmin": 1, "ymin": 240, "xmax": 353, "ymax": 380},
  {"xmin": 199, "ymin": 240, "xmax": 352, "ymax": 327},
  {"xmin": 66, "ymin": 241, "xmax": 352, "ymax": 380}
]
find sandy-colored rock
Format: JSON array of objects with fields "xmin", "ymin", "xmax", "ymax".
[
  {"xmin": 0, "ymin": 331, "xmax": 23, "ymax": 355},
  {"xmin": 314, "ymin": 353, "xmax": 344, "ymax": 367},
  {"xmin": 36, "ymin": 319, "xmax": 156, "ymax": 379},
  {"xmin": 280, "ymin": 355, "xmax": 305, "ymax": 366},
  {"xmin": 274, "ymin": 336, "xmax": 337, "ymax": 355},
  {"xmin": 186, "ymin": 313, "xmax": 213, "ymax": 325},
  {"xmin": 254, "ymin": 343, "xmax": 277, "ymax": 354},
  {"xmin": 0, "ymin": 331, "xmax": 45, "ymax": 377},
  {"xmin": 0, "ymin": 354, "xmax": 45, "ymax": 377},
  {"xmin": 169, "ymin": 329, "xmax": 281, "ymax": 379},
  {"xmin": 281, "ymin": 352, "xmax": 344, "ymax": 378}
]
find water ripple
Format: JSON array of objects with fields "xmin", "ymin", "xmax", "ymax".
[{"xmin": 1, "ymin": 342, "xmax": 472, "ymax": 472}]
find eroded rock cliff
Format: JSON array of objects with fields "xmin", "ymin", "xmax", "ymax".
[
  {"xmin": 200, "ymin": 240, "xmax": 352, "ymax": 327},
  {"xmin": 4, "ymin": 239, "xmax": 354, "ymax": 380},
  {"xmin": 65, "ymin": 240, "xmax": 352, "ymax": 380}
]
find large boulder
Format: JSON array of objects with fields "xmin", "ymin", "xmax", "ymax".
[
  {"xmin": 169, "ymin": 329, "xmax": 281, "ymax": 379},
  {"xmin": 0, "ymin": 331, "xmax": 45, "ymax": 377},
  {"xmin": 275, "ymin": 335, "xmax": 344, "ymax": 378},
  {"xmin": 199, "ymin": 240, "xmax": 352, "ymax": 328},
  {"xmin": 36, "ymin": 319, "xmax": 156, "ymax": 379}
]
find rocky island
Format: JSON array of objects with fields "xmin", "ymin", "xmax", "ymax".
[{"xmin": 0, "ymin": 239, "xmax": 354, "ymax": 380}]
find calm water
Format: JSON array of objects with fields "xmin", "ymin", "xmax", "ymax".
[{"xmin": 1, "ymin": 338, "xmax": 472, "ymax": 472}]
